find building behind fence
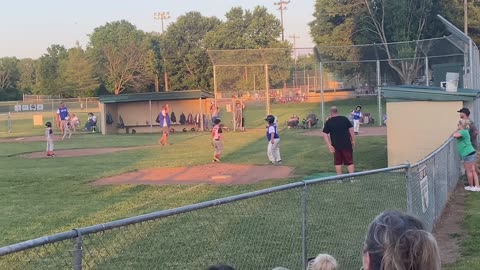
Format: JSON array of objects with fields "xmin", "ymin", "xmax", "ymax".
[{"xmin": 0, "ymin": 137, "xmax": 461, "ymax": 270}]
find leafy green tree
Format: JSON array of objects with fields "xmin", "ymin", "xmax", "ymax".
[
  {"xmin": 88, "ymin": 20, "xmax": 152, "ymax": 95},
  {"xmin": 161, "ymin": 12, "xmax": 221, "ymax": 91},
  {"xmin": 0, "ymin": 57, "xmax": 20, "ymax": 90},
  {"xmin": 36, "ymin": 44, "xmax": 67, "ymax": 95},
  {"xmin": 440, "ymin": 0, "xmax": 480, "ymax": 44},
  {"xmin": 17, "ymin": 58, "xmax": 38, "ymax": 94},
  {"xmin": 59, "ymin": 45, "xmax": 99, "ymax": 97},
  {"xmin": 205, "ymin": 6, "xmax": 290, "ymax": 92}
]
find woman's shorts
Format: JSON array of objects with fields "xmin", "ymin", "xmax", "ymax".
[{"xmin": 463, "ymin": 153, "xmax": 477, "ymax": 163}]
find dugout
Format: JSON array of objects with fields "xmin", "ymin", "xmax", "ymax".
[
  {"xmin": 382, "ymin": 85, "xmax": 480, "ymax": 166},
  {"xmin": 99, "ymin": 90, "xmax": 214, "ymax": 135}
]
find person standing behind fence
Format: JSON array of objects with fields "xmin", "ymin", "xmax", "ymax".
[
  {"xmin": 323, "ymin": 106, "xmax": 355, "ymax": 175},
  {"xmin": 56, "ymin": 102, "xmax": 69, "ymax": 134},
  {"xmin": 362, "ymin": 211, "xmax": 441, "ymax": 270},
  {"xmin": 158, "ymin": 104, "xmax": 171, "ymax": 146},
  {"xmin": 458, "ymin": 107, "xmax": 480, "ymax": 175},
  {"xmin": 211, "ymin": 118, "xmax": 223, "ymax": 162},
  {"xmin": 453, "ymin": 119, "xmax": 480, "ymax": 192},
  {"xmin": 266, "ymin": 115, "xmax": 282, "ymax": 164},
  {"xmin": 45, "ymin": 121, "xmax": 55, "ymax": 157},
  {"xmin": 351, "ymin": 105, "xmax": 362, "ymax": 135}
]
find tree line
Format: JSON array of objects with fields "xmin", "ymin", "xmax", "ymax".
[
  {"xmin": 0, "ymin": 1, "xmax": 478, "ymax": 100},
  {"xmin": 0, "ymin": 6, "xmax": 285, "ymax": 100}
]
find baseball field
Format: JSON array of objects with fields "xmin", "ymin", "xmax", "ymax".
[{"xmin": 6, "ymin": 97, "xmax": 475, "ymax": 269}]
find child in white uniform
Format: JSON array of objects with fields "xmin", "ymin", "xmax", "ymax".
[
  {"xmin": 45, "ymin": 122, "xmax": 55, "ymax": 157},
  {"xmin": 265, "ymin": 115, "xmax": 282, "ymax": 164}
]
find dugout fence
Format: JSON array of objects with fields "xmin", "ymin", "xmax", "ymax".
[{"xmin": 0, "ymin": 137, "xmax": 462, "ymax": 270}]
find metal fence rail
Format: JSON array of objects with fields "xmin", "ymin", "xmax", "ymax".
[{"xmin": 0, "ymin": 139, "xmax": 461, "ymax": 270}]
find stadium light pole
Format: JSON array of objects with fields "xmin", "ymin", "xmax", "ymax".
[
  {"xmin": 154, "ymin": 12, "xmax": 171, "ymax": 33},
  {"xmin": 274, "ymin": 1, "xmax": 290, "ymax": 42},
  {"xmin": 154, "ymin": 12, "xmax": 171, "ymax": 91}
]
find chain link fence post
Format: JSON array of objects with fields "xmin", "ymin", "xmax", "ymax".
[
  {"xmin": 71, "ymin": 230, "xmax": 83, "ymax": 270},
  {"xmin": 301, "ymin": 183, "xmax": 308, "ymax": 270},
  {"xmin": 404, "ymin": 163, "xmax": 413, "ymax": 213}
]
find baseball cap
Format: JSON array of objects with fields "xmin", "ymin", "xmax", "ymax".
[
  {"xmin": 330, "ymin": 106, "xmax": 338, "ymax": 113},
  {"xmin": 458, "ymin": 108, "xmax": 471, "ymax": 116}
]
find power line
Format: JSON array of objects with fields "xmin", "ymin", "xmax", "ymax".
[{"xmin": 274, "ymin": 1, "xmax": 290, "ymax": 42}]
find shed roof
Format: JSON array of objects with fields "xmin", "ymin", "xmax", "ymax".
[
  {"xmin": 381, "ymin": 85, "xmax": 480, "ymax": 102},
  {"xmin": 99, "ymin": 90, "xmax": 214, "ymax": 104}
]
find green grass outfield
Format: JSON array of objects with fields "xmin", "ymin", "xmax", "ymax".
[
  {"xmin": 446, "ymin": 193, "xmax": 480, "ymax": 269},
  {"xmin": 0, "ymin": 98, "xmax": 398, "ymax": 269}
]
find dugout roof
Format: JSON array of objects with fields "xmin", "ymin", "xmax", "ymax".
[
  {"xmin": 99, "ymin": 90, "xmax": 214, "ymax": 104},
  {"xmin": 381, "ymin": 85, "xmax": 480, "ymax": 102}
]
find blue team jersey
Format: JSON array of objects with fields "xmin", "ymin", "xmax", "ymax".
[
  {"xmin": 58, "ymin": 107, "xmax": 69, "ymax": 120},
  {"xmin": 352, "ymin": 111, "xmax": 362, "ymax": 120},
  {"xmin": 266, "ymin": 124, "xmax": 280, "ymax": 141}
]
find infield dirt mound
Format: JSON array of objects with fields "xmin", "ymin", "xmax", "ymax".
[{"xmin": 92, "ymin": 163, "xmax": 295, "ymax": 186}]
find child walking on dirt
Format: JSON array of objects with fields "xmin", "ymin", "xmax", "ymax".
[
  {"xmin": 211, "ymin": 118, "xmax": 223, "ymax": 162},
  {"xmin": 45, "ymin": 121, "xmax": 55, "ymax": 157},
  {"xmin": 62, "ymin": 117, "xmax": 72, "ymax": 140},
  {"xmin": 265, "ymin": 115, "xmax": 282, "ymax": 164}
]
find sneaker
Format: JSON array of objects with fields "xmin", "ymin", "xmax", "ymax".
[
  {"xmin": 473, "ymin": 187, "xmax": 480, "ymax": 192},
  {"xmin": 465, "ymin": 186, "xmax": 473, "ymax": 191},
  {"xmin": 276, "ymin": 160, "xmax": 283, "ymax": 164},
  {"xmin": 213, "ymin": 158, "xmax": 220, "ymax": 162}
]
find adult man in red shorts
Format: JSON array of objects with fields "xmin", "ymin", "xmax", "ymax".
[{"xmin": 322, "ymin": 106, "xmax": 356, "ymax": 175}]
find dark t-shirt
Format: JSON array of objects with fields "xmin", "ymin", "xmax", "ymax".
[{"xmin": 323, "ymin": 116, "xmax": 353, "ymax": 150}]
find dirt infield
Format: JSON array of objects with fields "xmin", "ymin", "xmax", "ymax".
[
  {"xmin": 92, "ymin": 163, "xmax": 295, "ymax": 186},
  {"xmin": 0, "ymin": 136, "xmax": 56, "ymax": 143},
  {"xmin": 21, "ymin": 147, "xmax": 143, "ymax": 158},
  {"xmin": 303, "ymin": 126, "xmax": 387, "ymax": 137}
]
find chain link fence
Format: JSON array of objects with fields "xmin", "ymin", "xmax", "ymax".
[
  {"xmin": 0, "ymin": 97, "xmax": 100, "ymax": 137},
  {"xmin": 0, "ymin": 138, "xmax": 462, "ymax": 270}
]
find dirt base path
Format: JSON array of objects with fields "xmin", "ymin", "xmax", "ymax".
[
  {"xmin": 0, "ymin": 136, "xmax": 59, "ymax": 143},
  {"xmin": 433, "ymin": 182, "xmax": 466, "ymax": 266},
  {"xmin": 21, "ymin": 147, "xmax": 145, "ymax": 158},
  {"xmin": 92, "ymin": 163, "xmax": 295, "ymax": 186},
  {"xmin": 303, "ymin": 126, "xmax": 386, "ymax": 137}
]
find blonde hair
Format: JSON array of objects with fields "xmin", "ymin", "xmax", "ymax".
[
  {"xmin": 309, "ymin": 254, "xmax": 337, "ymax": 270},
  {"xmin": 459, "ymin": 119, "xmax": 471, "ymax": 130},
  {"xmin": 364, "ymin": 211, "xmax": 441, "ymax": 270}
]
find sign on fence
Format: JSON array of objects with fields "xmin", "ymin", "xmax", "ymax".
[
  {"xmin": 419, "ymin": 165, "xmax": 429, "ymax": 213},
  {"xmin": 15, "ymin": 104, "xmax": 44, "ymax": 112}
]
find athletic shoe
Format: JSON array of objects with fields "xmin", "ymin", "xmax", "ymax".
[
  {"xmin": 276, "ymin": 160, "xmax": 283, "ymax": 164},
  {"xmin": 465, "ymin": 186, "xmax": 474, "ymax": 191},
  {"xmin": 213, "ymin": 158, "xmax": 220, "ymax": 162},
  {"xmin": 473, "ymin": 187, "xmax": 480, "ymax": 192}
]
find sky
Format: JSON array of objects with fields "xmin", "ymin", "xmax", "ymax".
[{"xmin": 0, "ymin": 0, "xmax": 316, "ymax": 59}]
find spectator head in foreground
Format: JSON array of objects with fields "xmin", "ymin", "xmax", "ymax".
[
  {"xmin": 207, "ymin": 264, "xmax": 235, "ymax": 270},
  {"xmin": 458, "ymin": 107, "xmax": 471, "ymax": 118},
  {"xmin": 362, "ymin": 211, "xmax": 441, "ymax": 270},
  {"xmin": 308, "ymin": 254, "xmax": 338, "ymax": 270}
]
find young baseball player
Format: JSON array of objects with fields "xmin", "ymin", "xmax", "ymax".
[
  {"xmin": 45, "ymin": 121, "xmax": 55, "ymax": 157},
  {"xmin": 351, "ymin": 105, "xmax": 362, "ymax": 135},
  {"xmin": 211, "ymin": 118, "xmax": 223, "ymax": 162},
  {"xmin": 62, "ymin": 117, "xmax": 72, "ymax": 140},
  {"xmin": 265, "ymin": 115, "xmax": 282, "ymax": 164}
]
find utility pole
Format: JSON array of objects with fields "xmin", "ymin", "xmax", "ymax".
[
  {"xmin": 464, "ymin": 0, "xmax": 468, "ymax": 34},
  {"xmin": 274, "ymin": 1, "xmax": 290, "ymax": 42},
  {"xmin": 154, "ymin": 12, "xmax": 171, "ymax": 91},
  {"xmin": 289, "ymin": 34, "xmax": 299, "ymax": 63},
  {"xmin": 154, "ymin": 12, "xmax": 171, "ymax": 33}
]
